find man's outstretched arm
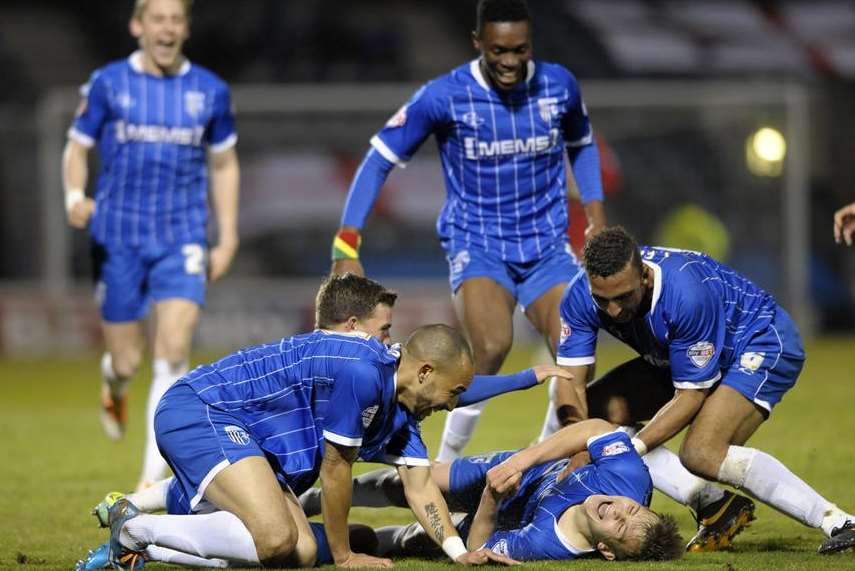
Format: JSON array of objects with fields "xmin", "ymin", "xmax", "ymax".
[{"xmin": 487, "ymin": 418, "xmax": 615, "ymax": 493}]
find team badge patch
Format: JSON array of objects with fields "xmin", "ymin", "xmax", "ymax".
[
  {"xmin": 224, "ymin": 425, "xmax": 250, "ymax": 445},
  {"xmin": 184, "ymin": 91, "xmax": 206, "ymax": 118},
  {"xmin": 385, "ymin": 105, "xmax": 407, "ymax": 128},
  {"xmin": 491, "ymin": 539, "xmax": 509, "ymax": 556},
  {"xmin": 361, "ymin": 405, "xmax": 379, "ymax": 428},
  {"xmin": 602, "ymin": 441, "xmax": 630, "ymax": 457},
  {"xmin": 537, "ymin": 97, "xmax": 558, "ymax": 123},
  {"xmin": 560, "ymin": 320, "xmax": 571, "ymax": 344},
  {"xmin": 740, "ymin": 351, "xmax": 765, "ymax": 371},
  {"xmin": 687, "ymin": 341, "xmax": 715, "ymax": 368},
  {"xmin": 116, "ymin": 92, "xmax": 134, "ymax": 110}
]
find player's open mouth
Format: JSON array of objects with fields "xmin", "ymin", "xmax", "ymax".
[{"xmin": 587, "ymin": 497, "xmax": 613, "ymax": 521}]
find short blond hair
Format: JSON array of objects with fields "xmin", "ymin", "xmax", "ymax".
[{"xmin": 133, "ymin": 0, "xmax": 193, "ymax": 20}]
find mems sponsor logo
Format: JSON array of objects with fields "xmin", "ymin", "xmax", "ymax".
[
  {"xmin": 464, "ymin": 128, "xmax": 560, "ymax": 159},
  {"xmin": 115, "ymin": 120, "xmax": 205, "ymax": 146}
]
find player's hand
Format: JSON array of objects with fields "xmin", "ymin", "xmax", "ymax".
[
  {"xmin": 486, "ymin": 457, "xmax": 525, "ymax": 495},
  {"xmin": 833, "ymin": 202, "xmax": 855, "ymax": 246},
  {"xmin": 567, "ymin": 450, "xmax": 591, "ymax": 472},
  {"xmin": 335, "ymin": 552, "xmax": 393, "ymax": 568},
  {"xmin": 331, "ymin": 258, "xmax": 365, "ymax": 277},
  {"xmin": 455, "ymin": 548, "xmax": 520, "ymax": 566},
  {"xmin": 208, "ymin": 241, "xmax": 238, "ymax": 282},
  {"xmin": 530, "ymin": 365, "xmax": 573, "ymax": 385},
  {"xmin": 67, "ymin": 197, "xmax": 96, "ymax": 229}
]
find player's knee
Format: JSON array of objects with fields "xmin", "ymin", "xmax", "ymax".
[
  {"xmin": 157, "ymin": 340, "xmax": 191, "ymax": 365},
  {"xmin": 678, "ymin": 440, "xmax": 722, "ymax": 481},
  {"xmin": 252, "ymin": 524, "xmax": 299, "ymax": 566},
  {"xmin": 471, "ymin": 335, "xmax": 512, "ymax": 372},
  {"xmin": 112, "ymin": 350, "xmax": 142, "ymax": 378},
  {"xmin": 290, "ymin": 529, "xmax": 318, "ymax": 568},
  {"xmin": 603, "ymin": 396, "xmax": 632, "ymax": 425}
]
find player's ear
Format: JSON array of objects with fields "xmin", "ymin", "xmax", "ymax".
[
  {"xmin": 597, "ymin": 542, "xmax": 616, "ymax": 561},
  {"xmin": 418, "ymin": 363, "xmax": 434, "ymax": 384},
  {"xmin": 129, "ymin": 16, "xmax": 143, "ymax": 39},
  {"xmin": 345, "ymin": 316, "xmax": 359, "ymax": 331},
  {"xmin": 471, "ymin": 30, "xmax": 482, "ymax": 51}
]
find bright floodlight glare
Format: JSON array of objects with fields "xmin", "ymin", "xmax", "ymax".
[
  {"xmin": 746, "ymin": 126, "xmax": 786, "ymax": 177},
  {"xmin": 752, "ymin": 127, "xmax": 786, "ymax": 162}
]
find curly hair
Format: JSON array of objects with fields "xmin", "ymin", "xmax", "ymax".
[
  {"xmin": 582, "ymin": 226, "xmax": 643, "ymax": 279},
  {"xmin": 631, "ymin": 513, "xmax": 684, "ymax": 561},
  {"xmin": 315, "ymin": 273, "xmax": 397, "ymax": 329},
  {"xmin": 476, "ymin": 0, "xmax": 530, "ymax": 34}
]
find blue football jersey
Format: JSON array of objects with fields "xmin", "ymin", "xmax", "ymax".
[
  {"xmin": 176, "ymin": 330, "xmax": 428, "ymax": 495},
  {"xmin": 483, "ymin": 431, "xmax": 652, "ymax": 560},
  {"xmin": 370, "ymin": 59, "xmax": 595, "ymax": 263},
  {"xmin": 558, "ymin": 247, "xmax": 781, "ymax": 388},
  {"xmin": 69, "ymin": 51, "xmax": 237, "ymax": 247}
]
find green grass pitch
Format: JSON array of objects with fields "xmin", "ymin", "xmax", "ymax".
[{"xmin": 1, "ymin": 338, "xmax": 854, "ymax": 570}]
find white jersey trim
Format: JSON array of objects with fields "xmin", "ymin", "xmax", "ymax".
[
  {"xmin": 557, "ymin": 356, "xmax": 595, "ymax": 367},
  {"xmin": 190, "ymin": 459, "xmax": 230, "ymax": 510},
  {"xmin": 129, "ymin": 50, "xmax": 191, "ymax": 76},
  {"xmin": 566, "ymin": 129, "xmax": 594, "ymax": 148},
  {"xmin": 209, "ymin": 133, "xmax": 237, "ymax": 153},
  {"xmin": 469, "ymin": 59, "xmax": 536, "ymax": 92},
  {"xmin": 672, "ymin": 371, "xmax": 721, "ymax": 390},
  {"xmin": 323, "ymin": 430, "xmax": 363, "ymax": 447},
  {"xmin": 553, "ymin": 519, "xmax": 596, "ymax": 556},
  {"xmin": 68, "ymin": 127, "xmax": 95, "ymax": 148},
  {"xmin": 644, "ymin": 260, "xmax": 664, "ymax": 313},
  {"xmin": 370, "ymin": 135, "xmax": 406, "ymax": 168},
  {"xmin": 381, "ymin": 454, "xmax": 431, "ymax": 467},
  {"xmin": 585, "ymin": 429, "xmax": 624, "ymax": 450}
]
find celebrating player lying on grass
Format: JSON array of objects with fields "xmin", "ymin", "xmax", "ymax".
[
  {"xmin": 78, "ymin": 274, "xmax": 572, "ymax": 569},
  {"xmin": 552, "ymin": 226, "xmax": 855, "ymax": 555},
  {"xmin": 62, "ymin": 0, "xmax": 241, "ymax": 492},
  {"xmin": 300, "ymin": 419, "xmax": 683, "ymax": 562},
  {"xmin": 328, "ymin": 0, "xmax": 607, "ymax": 464}
]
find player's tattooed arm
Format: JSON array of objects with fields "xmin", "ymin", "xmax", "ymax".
[
  {"xmin": 425, "ymin": 502, "xmax": 444, "ymax": 543},
  {"xmin": 397, "ymin": 465, "xmax": 459, "ymax": 548}
]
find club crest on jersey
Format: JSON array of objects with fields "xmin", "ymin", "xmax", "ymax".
[
  {"xmin": 560, "ymin": 320, "xmax": 571, "ymax": 344},
  {"xmin": 361, "ymin": 405, "xmax": 379, "ymax": 428},
  {"xmin": 602, "ymin": 441, "xmax": 630, "ymax": 457},
  {"xmin": 740, "ymin": 351, "xmax": 765, "ymax": 372},
  {"xmin": 537, "ymin": 97, "xmax": 559, "ymax": 123},
  {"xmin": 491, "ymin": 539, "xmax": 509, "ymax": 557},
  {"xmin": 184, "ymin": 91, "xmax": 206, "ymax": 118},
  {"xmin": 385, "ymin": 105, "xmax": 407, "ymax": 128},
  {"xmin": 462, "ymin": 111, "xmax": 485, "ymax": 129},
  {"xmin": 224, "ymin": 425, "xmax": 250, "ymax": 445},
  {"xmin": 116, "ymin": 92, "xmax": 134, "ymax": 110},
  {"xmin": 687, "ymin": 341, "xmax": 715, "ymax": 368}
]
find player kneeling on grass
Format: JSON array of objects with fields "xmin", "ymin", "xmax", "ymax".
[{"xmin": 301, "ymin": 419, "xmax": 684, "ymax": 562}]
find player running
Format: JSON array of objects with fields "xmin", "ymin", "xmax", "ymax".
[
  {"xmin": 301, "ymin": 419, "xmax": 684, "ymax": 562},
  {"xmin": 328, "ymin": 0, "xmax": 606, "ymax": 462},
  {"xmin": 554, "ymin": 226, "xmax": 855, "ymax": 555},
  {"xmin": 62, "ymin": 0, "xmax": 240, "ymax": 491}
]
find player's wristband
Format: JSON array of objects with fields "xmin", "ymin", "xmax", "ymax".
[
  {"xmin": 65, "ymin": 188, "xmax": 84, "ymax": 214},
  {"xmin": 631, "ymin": 437, "xmax": 648, "ymax": 456},
  {"xmin": 331, "ymin": 229, "xmax": 361, "ymax": 261},
  {"xmin": 442, "ymin": 536, "xmax": 468, "ymax": 562}
]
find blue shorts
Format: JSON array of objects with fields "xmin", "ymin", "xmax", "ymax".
[
  {"xmin": 445, "ymin": 243, "xmax": 580, "ymax": 310},
  {"xmin": 721, "ymin": 307, "xmax": 805, "ymax": 415},
  {"xmin": 155, "ymin": 383, "xmax": 265, "ymax": 514},
  {"xmin": 92, "ymin": 240, "xmax": 207, "ymax": 322}
]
